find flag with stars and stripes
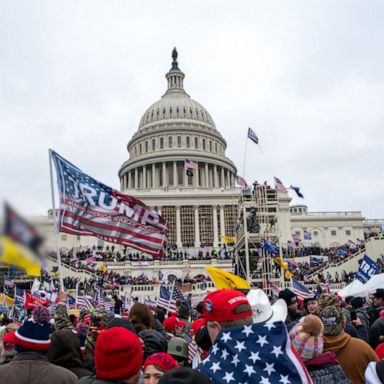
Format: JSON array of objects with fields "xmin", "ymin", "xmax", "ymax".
[
  {"xmin": 76, "ymin": 295, "xmax": 94, "ymax": 310},
  {"xmin": 198, "ymin": 322, "xmax": 311, "ymax": 384},
  {"xmin": 50, "ymin": 150, "xmax": 168, "ymax": 257},
  {"xmin": 274, "ymin": 177, "xmax": 287, "ymax": 193},
  {"xmin": 156, "ymin": 285, "xmax": 185, "ymax": 312},
  {"xmin": 292, "ymin": 279, "xmax": 313, "ymax": 299}
]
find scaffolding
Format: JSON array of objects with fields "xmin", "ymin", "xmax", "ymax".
[{"xmin": 234, "ymin": 185, "xmax": 285, "ymax": 295}]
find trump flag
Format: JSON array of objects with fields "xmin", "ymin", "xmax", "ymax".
[{"xmin": 50, "ymin": 150, "xmax": 168, "ymax": 257}]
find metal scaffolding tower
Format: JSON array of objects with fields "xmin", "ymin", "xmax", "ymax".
[{"xmin": 234, "ymin": 185, "xmax": 285, "ymax": 294}]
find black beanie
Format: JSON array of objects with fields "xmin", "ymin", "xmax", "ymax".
[
  {"xmin": 159, "ymin": 367, "xmax": 213, "ymax": 384},
  {"xmin": 350, "ymin": 296, "xmax": 364, "ymax": 309},
  {"xmin": 278, "ymin": 289, "xmax": 297, "ymax": 306}
]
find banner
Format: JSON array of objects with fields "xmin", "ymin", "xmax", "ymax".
[
  {"xmin": 50, "ymin": 150, "xmax": 168, "ymax": 257},
  {"xmin": 131, "ymin": 261, "xmax": 150, "ymax": 266},
  {"xmin": 23, "ymin": 292, "xmax": 50, "ymax": 309},
  {"xmin": 356, "ymin": 255, "xmax": 379, "ymax": 284}
]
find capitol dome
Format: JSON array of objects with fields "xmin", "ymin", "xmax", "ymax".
[{"xmin": 118, "ymin": 49, "xmax": 240, "ymax": 249}]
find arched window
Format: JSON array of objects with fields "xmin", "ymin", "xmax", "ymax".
[
  {"xmin": 145, "ymin": 141, "xmax": 148, "ymax": 152},
  {"xmin": 202, "ymin": 139, "xmax": 206, "ymax": 150},
  {"xmin": 186, "ymin": 136, "xmax": 190, "ymax": 148},
  {"xmin": 168, "ymin": 136, "xmax": 173, "ymax": 148},
  {"xmin": 160, "ymin": 137, "xmax": 164, "ymax": 149},
  {"xmin": 177, "ymin": 136, "xmax": 181, "ymax": 148},
  {"xmin": 195, "ymin": 137, "xmax": 198, "ymax": 148},
  {"xmin": 152, "ymin": 139, "xmax": 156, "ymax": 150}
]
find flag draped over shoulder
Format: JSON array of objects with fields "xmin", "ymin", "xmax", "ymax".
[
  {"xmin": 205, "ymin": 266, "xmax": 251, "ymax": 290},
  {"xmin": 0, "ymin": 203, "xmax": 43, "ymax": 276},
  {"xmin": 198, "ymin": 322, "xmax": 312, "ymax": 384},
  {"xmin": 50, "ymin": 150, "xmax": 168, "ymax": 257}
]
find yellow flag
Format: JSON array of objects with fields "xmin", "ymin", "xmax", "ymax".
[
  {"xmin": 274, "ymin": 256, "xmax": 288, "ymax": 271},
  {"xmin": 205, "ymin": 266, "xmax": 251, "ymax": 290},
  {"xmin": 221, "ymin": 236, "xmax": 236, "ymax": 244},
  {"xmin": 0, "ymin": 236, "xmax": 41, "ymax": 276},
  {"xmin": 285, "ymin": 270, "xmax": 292, "ymax": 280},
  {"xmin": 0, "ymin": 293, "xmax": 14, "ymax": 308}
]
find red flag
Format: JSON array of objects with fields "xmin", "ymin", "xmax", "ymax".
[{"xmin": 23, "ymin": 292, "xmax": 50, "ymax": 309}]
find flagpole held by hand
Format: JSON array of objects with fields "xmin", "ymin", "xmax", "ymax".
[{"xmin": 48, "ymin": 149, "xmax": 64, "ymax": 291}]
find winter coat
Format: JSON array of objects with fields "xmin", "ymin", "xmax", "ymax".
[
  {"xmin": 79, "ymin": 375, "xmax": 119, "ymax": 384},
  {"xmin": 47, "ymin": 328, "xmax": 93, "ymax": 379},
  {"xmin": 323, "ymin": 330, "xmax": 379, "ymax": 384},
  {"xmin": 138, "ymin": 329, "xmax": 168, "ymax": 361},
  {"xmin": 304, "ymin": 351, "xmax": 351, "ymax": 384},
  {"xmin": 369, "ymin": 317, "xmax": 384, "ymax": 349},
  {"xmin": 0, "ymin": 352, "xmax": 78, "ymax": 384}
]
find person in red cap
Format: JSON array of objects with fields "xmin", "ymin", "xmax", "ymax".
[
  {"xmin": 143, "ymin": 352, "xmax": 178, "ymax": 384},
  {"xmin": 202, "ymin": 289, "xmax": 253, "ymax": 344},
  {"xmin": 79, "ymin": 326, "xmax": 143, "ymax": 384},
  {"xmin": 163, "ymin": 316, "xmax": 186, "ymax": 337}
]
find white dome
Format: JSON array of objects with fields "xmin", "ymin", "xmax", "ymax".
[{"xmin": 138, "ymin": 93, "xmax": 216, "ymax": 130}]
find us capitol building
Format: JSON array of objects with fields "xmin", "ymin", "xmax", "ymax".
[
  {"xmin": 118, "ymin": 49, "xmax": 240, "ymax": 249},
  {"xmin": 34, "ymin": 49, "xmax": 373, "ymax": 258}
]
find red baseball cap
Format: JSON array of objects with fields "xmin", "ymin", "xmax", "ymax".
[
  {"xmin": 163, "ymin": 316, "xmax": 186, "ymax": 333},
  {"xmin": 203, "ymin": 289, "xmax": 252, "ymax": 322},
  {"xmin": 190, "ymin": 317, "xmax": 207, "ymax": 336},
  {"xmin": 3, "ymin": 332, "xmax": 15, "ymax": 350}
]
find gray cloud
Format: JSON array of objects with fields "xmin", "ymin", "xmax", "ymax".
[{"xmin": 0, "ymin": 0, "xmax": 383, "ymax": 219}]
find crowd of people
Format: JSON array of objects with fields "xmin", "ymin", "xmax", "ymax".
[{"xmin": 1, "ymin": 283, "xmax": 384, "ymax": 383}]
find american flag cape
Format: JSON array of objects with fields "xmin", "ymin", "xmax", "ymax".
[
  {"xmin": 292, "ymin": 279, "xmax": 313, "ymax": 299},
  {"xmin": 50, "ymin": 150, "xmax": 168, "ymax": 257},
  {"xmin": 198, "ymin": 322, "xmax": 312, "ymax": 384}
]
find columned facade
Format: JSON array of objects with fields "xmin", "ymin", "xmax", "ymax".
[{"xmin": 118, "ymin": 49, "xmax": 240, "ymax": 251}]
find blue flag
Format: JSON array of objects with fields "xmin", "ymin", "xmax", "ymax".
[
  {"xmin": 356, "ymin": 255, "xmax": 379, "ymax": 284},
  {"xmin": 247, "ymin": 127, "xmax": 259, "ymax": 145},
  {"xmin": 290, "ymin": 185, "xmax": 304, "ymax": 198}
]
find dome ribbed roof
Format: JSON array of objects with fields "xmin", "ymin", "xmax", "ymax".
[{"xmin": 138, "ymin": 48, "xmax": 216, "ymax": 131}]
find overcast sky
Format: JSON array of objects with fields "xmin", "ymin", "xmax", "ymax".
[{"xmin": 1, "ymin": 0, "xmax": 383, "ymax": 220}]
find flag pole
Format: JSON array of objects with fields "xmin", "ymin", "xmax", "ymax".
[
  {"xmin": 48, "ymin": 149, "xmax": 64, "ymax": 291},
  {"xmin": 166, "ymin": 279, "xmax": 176, "ymax": 317},
  {"xmin": 242, "ymin": 129, "xmax": 249, "ymax": 179}
]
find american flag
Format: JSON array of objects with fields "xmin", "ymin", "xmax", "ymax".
[
  {"xmin": 235, "ymin": 176, "xmax": 248, "ymax": 189},
  {"xmin": 247, "ymin": 127, "xmax": 259, "ymax": 145},
  {"xmin": 198, "ymin": 322, "xmax": 311, "ymax": 383},
  {"xmin": 185, "ymin": 159, "xmax": 198, "ymax": 170},
  {"xmin": 274, "ymin": 177, "xmax": 287, "ymax": 193},
  {"xmin": 77, "ymin": 295, "xmax": 94, "ymax": 310},
  {"xmin": 268, "ymin": 281, "xmax": 281, "ymax": 297},
  {"xmin": 157, "ymin": 286, "xmax": 184, "ymax": 312},
  {"xmin": 104, "ymin": 297, "xmax": 115, "ymax": 311},
  {"xmin": 50, "ymin": 150, "xmax": 168, "ymax": 257},
  {"xmin": 292, "ymin": 279, "xmax": 312, "ymax": 299}
]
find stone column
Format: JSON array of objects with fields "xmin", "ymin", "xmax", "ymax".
[
  {"xmin": 213, "ymin": 206, "xmax": 219, "ymax": 247},
  {"xmin": 194, "ymin": 163, "xmax": 199, "ymax": 188},
  {"xmin": 126, "ymin": 173, "xmax": 129, "ymax": 189},
  {"xmin": 143, "ymin": 165, "xmax": 147, "ymax": 189},
  {"xmin": 176, "ymin": 206, "xmax": 182, "ymax": 247},
  {"xmin": 220, "ymin": 205, "xmax": 225, "ymax": 237},
  {"xmin": 129, "ymin": 171, "xmax": 133, "ymax": 188},
  {"xmin": 152, "ymin": 164, "xmax": 156, "ymax": 188},
  {"xmin": 194, "ymin": 206, "xmax": 200, "ymax": 247},
  {"xmin": 214, "ymin": 165, "xmax": 218, "ymax": 188},
  {"xmin": 134, "ymin": 168, "xmax": 138, "ymax": 189},
  {"xmin": 205, "ymin": 163, "xmax": 209, "ymax": 187},
  {"xmin": 173, "ymin": 161, "xmax": 178, "ymax": 187},
  {"xmin": 221, "ymin": 167, "xmax": 225, "ymax": 187},
  {"xmin": 162, "ymin": 162, "xmax": 167, "ymax": 187}
]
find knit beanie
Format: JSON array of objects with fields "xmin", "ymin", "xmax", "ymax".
[
  {"xmin": 278, "ymin": 289, "xmax": 297, "ymax": 306},
  {"xmin": 15, "ymin": 305, "xmax": 52, "ymax": 353},
  {"xmin": 94, "ymin": 326, "xmax": 143, "ymax": 381},
  {"xmin": 144, "ymin": 352, "xmax": 178, "ymax": 372},
  {"xmin": 159, "ymin": 367, "xmax": 213, "ymax": 384},
  {"xmin": 289, "ymin": 315, "xmax": 324, "ymax": 361},
  {"xmin": 75, "ymin": 322, "xmax": 89, "ymax": 354}
]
